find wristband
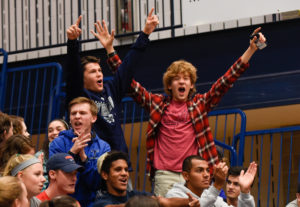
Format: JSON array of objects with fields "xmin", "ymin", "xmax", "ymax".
[
  {"xmin": 68, "ymin": 151, "xmax": 78, "ymax": 159},
  {"xmin": 107, "ymin": 50, "xmax": 117, "ymax": 58}
]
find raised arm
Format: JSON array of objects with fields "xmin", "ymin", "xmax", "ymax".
[
  {"xmin": 91, "ymin": 19, "xmax": 115, "ymax": 54},
  {"xmin": 237, "ymin": 162, "xmax": 257, "ymax": 207},
  {"xmin": 201, "ymin": 27, "xmax": 266, "ymax": 112},
  {"xmin": 143, "ymin": 8, "xmax": 159, "ymax": 35},
  {"xmin": 239, "ymin": 162, "xmax": 257, "ymax": 194},
  {"xmin": 241, "ymin": 27, "xmax": 266, "ymax": 64},
  {"xmin": 91, "ymin": 8, "xmax": 159, "ymax": 73},
  {"xmin": 89, "ymin": 8, "xmax": 159, "ymax": 103},
  {"xmin": 67, "ymin": 15, "xmax": 82, "ymax": 40},
  {"xmin": 65, "ymin": 16, "xmax": 85, "ymax": 107}
]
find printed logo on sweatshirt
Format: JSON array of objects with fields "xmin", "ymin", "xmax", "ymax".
[{"xmin": 94, "ymin": 96, "xmax": 115, "ymax": 124}]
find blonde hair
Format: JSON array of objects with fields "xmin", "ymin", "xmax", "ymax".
[
  {"xmin": 68, "ymin": 97, "xmax": 98, "ymax": 116},
  {"xmin": 163, "ymin": 60, "xmax": 197, "ymax": 97},
  {"xmin": 3, "ymin": 154, "xmax": 35, "ymax": 176},
  {"xmin": 0, "ymin": 176, "xmax": 24, "ymax": 207}
]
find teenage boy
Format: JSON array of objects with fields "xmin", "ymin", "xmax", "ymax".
[
  {"xmin": 65, "ymin": 9, "xmax": 158, "ymax": 159},
  {"xmin": 222, "ymin": 166, "xmax": 256, "ymax": 207},
  {"xmin": 36, "ymin": 153, "xmax": 84, "ymax": 202},
  {"xmin": 166, "ymin": 155, "xmax": 257, "ymax": 207},
  {"xmin": 286, "ymin": 183, "xmax": 300, "ymax": 207},
  {"xmin": 93, "ymin": 151, "xmax": 200, "ymax": 207},
  {"xmin": 49, "ymin": 97, "xmax": 111, "ymax": 207},
  {"xmin": 103, "ymin": 27, "xmax": 266, "ymax": 196}
]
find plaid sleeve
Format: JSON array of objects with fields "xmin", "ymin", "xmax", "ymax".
[
  {"xmin": 107, "ymin": 53, "xmax": 122, "ymax": 74},
  {"xmin": 203, "ymin": 57, "xmax": 249, "ymax": 112},
  {"xmin": 130, "ymin": 79, "xmax": 153, "ymax": 112}
]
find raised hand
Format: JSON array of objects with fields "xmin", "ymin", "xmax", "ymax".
[
  {"xmin": 91, "ymin": 20, "xmax": 115, "ymax": 53},
  {"xmin": 70, "ymin": 132, "xmax": 91, "ymax": 157},
  {"xmin": 67, "ymin": 16, "xmax": 82, "ymax": 40},
  {"xmin": 143, "ymin": 8, "xmax": 159, "ymax": 35},
  {"xmin": 241, "ymin": 27, "xmax": 267, "ymax": 63},
  {"xmin": 213, "ymin": 162, "xmax": 229, "ymax": 190},
  {"xmin": 239, "ymin": 162, "xmax": 257, "ymax": 193},
  {"xmin": 37, "ymin": 152, "xmax": 44, "ymax": 164},
  {"xmin": 187, "ymin": 193, "xmax": 200, "ymax": 207},
  {"xmin": 249, "ymin": 27, "xmax": 267, "ymax": 50}
]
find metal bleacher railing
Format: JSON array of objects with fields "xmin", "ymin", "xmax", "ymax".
[
  {"xmin": 0, "ymin": 48, "xmax": 63, "ymax": 150},
  {"xmin": 243, "ymin": 126, "xmax": 300, "ymax": 207}
]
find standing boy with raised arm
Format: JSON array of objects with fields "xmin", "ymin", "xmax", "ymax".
[
  {"xmin": 65, "ymin": 9, "xmax": 158, "ymax": 158},
  {"xmin": 102, "ymin": 27, "xmax": 266, "ymax": 196}
]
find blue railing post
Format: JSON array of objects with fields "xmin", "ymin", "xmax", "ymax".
[{"xmin": 0, "ymin": 49, "xmax": 8, "ymax": 111}]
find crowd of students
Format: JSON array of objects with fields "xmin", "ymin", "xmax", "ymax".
[{"xmin": 0, "ymin": 7, "xmax": 298, "ymax": 207}]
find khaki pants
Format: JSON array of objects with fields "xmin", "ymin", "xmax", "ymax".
[{"xmin": 154, "ymin": 170, "xmax": 185, "ymax": 197}]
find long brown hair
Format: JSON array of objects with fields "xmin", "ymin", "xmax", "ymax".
[
  {"xmin": 0, "ymin": 111, "xmax": 12, "ymax": 145},
  {"xmin": 0, "ymin": 135, "xmax": 34, "ymax": 174}
]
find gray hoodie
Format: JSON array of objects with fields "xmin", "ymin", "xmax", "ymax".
[{"xmin": 166, "ymin": 183, "xmax": 255, "ymax": 207}]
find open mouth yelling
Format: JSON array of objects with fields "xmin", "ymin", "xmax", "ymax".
[
  {"xmin": 119, "ymin": 178, "xmax": 128, "ymax": 186},
  {"xmin": 97, "ymin": 79, "xmax": 103, "ymax": 86},
  {"xmin": 73, "ymin": 121, "xmax": 82, "ymax": 130},
  {"xmin": 178, "ymin": 87, "xmax": 185, "ymax": 93}
]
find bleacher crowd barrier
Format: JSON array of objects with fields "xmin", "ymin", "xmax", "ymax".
[{"xmin": 1, "ymin": 49, "xmax": 63, "ymax": 150}]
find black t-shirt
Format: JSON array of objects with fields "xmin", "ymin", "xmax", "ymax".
[{"xmin": 93, "ymin": 190, "xmax": 151, "ymax": 207}]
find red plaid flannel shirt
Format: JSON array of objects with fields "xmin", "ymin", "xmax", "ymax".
[{"xmin": 108, "ymin": 55, "xmax": 249, "ymax": 178}]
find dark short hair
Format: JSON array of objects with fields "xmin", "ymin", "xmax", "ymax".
[
  {"xmin": 125, "ymin": 196, "xmax": 160, "ymax": 207},
  {"xmin": 101, "ymin": 151, "xmax": 128, "ymax": 175},
  {"xmin": 228, "ymin": 166, "xmax": 247, "ymax": 177},
  {"xmin": 39, "ymin": 195, "xmax": 77, "ymax": 207},
  {"xmin": 182, "ymin": 155, "xmax": 205, "ymax": 172},
  {"xmin": 81, "ymin": 56, "xmax": 100, "ymax": 71},
  {"xmin": 100, "ymin": 151, "xmax": 128, "ymax": 191}
]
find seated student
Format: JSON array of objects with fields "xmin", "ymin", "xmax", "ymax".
[
  {"xmin": 0, "ymin": 111, "xmax": 13, "ymax": 148},
  {"xmin": 10, "ymin": 115, "xmax": 30, "ymax": 137},
  {"xmin": 36, "ymin": 153, "xmax": 84, "ymax": 202},
  {"xmin": 93, "ymin": 151, "xmax": 200, "ymax": 207},
  {"xmin": 286, "ymin": 183, "xmax": 300, "ymax": 207},
  {"xmin": 49, "ymin": 97, "xmax": 111, "ymax": 207},
  {"xmin": 36, "ymin": 119, "xmax": 69, "ymax": 190},
  {"xmin": 0, "ymin": 176, "xmax": 29, "ymax": 207},
  {"xmin": 104, "ymin": 26, "xmax": 266, "ymax": 196},
  {"xmin": 166, "ymin": 155, "xmax": 257, "ymax": 207},
  {"xmin": 39, "ymin": 195, "xmax": 80, "ymax": 207},
  {"xmin": 3, "ymin": 154, "xmax": 46, "ymax": 207},
  {"xmin": 0, "ymin": 134, "xmax": 35, "ymax": 175},
  {"xmin": 125, "ymin": 196, "xmax": 159, "ymax": 207},
  {"xmin": 220, "ymin": 166, "xmax": 255, "ymax": 207}
]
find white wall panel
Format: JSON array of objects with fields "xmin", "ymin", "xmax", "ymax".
[
  {"xmin": 50, "ymin": 0, "xmax": 58, "ymax": 45},
  {"xmin": 43, "ymin": 0, "xmax": 50, "ymax": 46},
  {"xmin": 9, "ymin": 1, "xmax": 16, "ymax": 51},
  {"xmin": 2, "ymin": 0, "xmax": 9, "ymax": 50},
  {"xmin": 183, "ymin": 0, "xmax": 300, "ymax": 27},
  {"xmin": 16, "ymin": 1, "xmax": 23, "ymax": 50},
  {"xmin": 29, "ymin": 0, "xmax": 37, "ymax": 48},
  {"xmin": 163, "ymin": 0, "xmax": 171, "ymax": 27}
]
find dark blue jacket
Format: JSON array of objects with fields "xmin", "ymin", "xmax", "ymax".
[
  {"xmin": 49, "ymin": 129, "xmax": 111, "ymax": 207},
  {"xmin": 65, "ymin": 33, "xmax": 149, "ymax": 157}
]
